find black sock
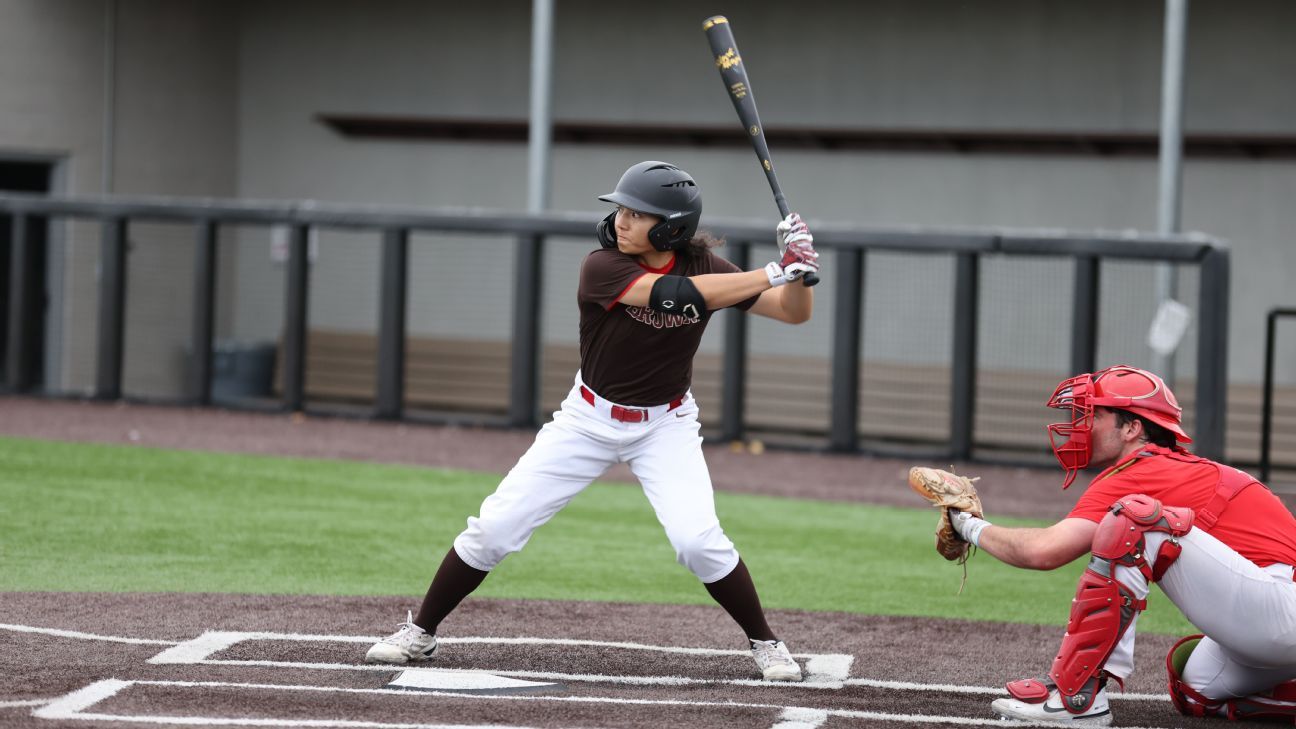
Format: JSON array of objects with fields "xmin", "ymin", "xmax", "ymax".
[
  {"xmin": 413, "ymin": 548, "xmax": 489, "ymax": 634},
  {"xmin": 703, "ymin": 558, "xmax": 777, "ymax": 642}
]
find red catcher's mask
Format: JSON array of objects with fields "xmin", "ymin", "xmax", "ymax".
[{"xmin": 1045, "ymin": 365, "xmax": 1192, "ymax": 489}]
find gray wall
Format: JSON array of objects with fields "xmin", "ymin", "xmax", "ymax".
[
  {"xmin": 2, "ymin": 0, "xmax": 1295, "ymax": 404},
  {"xmin": 0, "ymin": 0, "xmax": 238, "ymax": 396},
  {"xmin": 227, "ymin": 0, "xmax": 1296, "ymax": 388}
]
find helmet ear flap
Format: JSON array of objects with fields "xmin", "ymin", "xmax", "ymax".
[{"xmin": 596, "ymin": 212, "xmax": 618, "ymax": 249}]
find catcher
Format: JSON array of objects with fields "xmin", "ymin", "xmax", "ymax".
[{"xmin": 912, "ymin": 365, "xmax": 1296, "ymax": 726}]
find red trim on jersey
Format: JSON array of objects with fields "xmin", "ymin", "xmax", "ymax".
[
  {"xmin": 638, "ymin": 254, "xmax": 676, "ymax": 274},
  {"xmin": 608, "ymin": 272, "xmax": 649, "ymax": 310}
]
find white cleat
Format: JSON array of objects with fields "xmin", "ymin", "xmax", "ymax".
[
  {"xmin": 365, "ymin": 611, "xmax": 439, "ymax": 665},
  {"xmin": 750, "ymin": 639, "xmax": 803, "ymax": 682},
  {"xmin": 991, "ymin": 686, "xmax": 1113, "ymax": 726}
]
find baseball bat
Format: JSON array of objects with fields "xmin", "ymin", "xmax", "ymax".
[{"xmin": 703, "ymin": 15, "xmax": 819, "ymax": 287}]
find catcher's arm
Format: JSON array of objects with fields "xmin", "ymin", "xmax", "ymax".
[{"xmin": 965, "ymin": 517, "xmax": 1096, "ymax": 570}]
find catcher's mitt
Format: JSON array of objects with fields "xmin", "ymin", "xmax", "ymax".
[{"xmin": 907, "ymin": 466, "xmax": 984, "ymax": 565}]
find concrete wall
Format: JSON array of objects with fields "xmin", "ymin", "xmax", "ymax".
[
  {"xmin": 3, "ymin": 0, "xmax": 1295, "ymax": 409},
  {"xmin": 0, "ymin": 0, "xmax": 238, "ymax": 397},
  {"xmin": 226, "ymin": 0, "xmax": 1296, "ymax": 392}
]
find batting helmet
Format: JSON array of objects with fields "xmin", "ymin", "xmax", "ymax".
[
  {"xmin": 595, "ymin": 161, "xmax": 702, "ymax": 251},
  {"xmin": 1045, "ymin": 365, "xmax": 1192, "ymax": 488}
]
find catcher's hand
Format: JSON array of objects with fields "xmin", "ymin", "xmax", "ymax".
[{"xmin": 907, "ymin": 466, "xmax": 983, "ymax": 563}]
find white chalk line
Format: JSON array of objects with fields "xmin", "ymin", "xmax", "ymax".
[
  {"xmin": 149, "ymin": 630, "xmax": 852, "ymax": 684},
  {"xmin": 842, "ymin": 678, "xmax": 1171, "ymax": 703},
  {"xmin": 36, "ymin": 678, "xmax": 1168, "ymax": 728},
  {"xmin": 772, "ymin": 706, "xmax": 830, "ymax": 728},
  {"xmin": 0, "ymin": 698, "xmax": 52, "ymax": 708},
  {"xmin": 0, "ymin": 622, "xmax": 1170, "ymax": 713},
  {"xmin": 0, "ymin": 622, "xmax": 178, "ymax": 645}
]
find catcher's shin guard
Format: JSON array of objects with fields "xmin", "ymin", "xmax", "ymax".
[
  {"xmin": 1049, "ymin": 495, "xmax": 1194, "ymax": 710},
  {"xmin": 1167, "ymin": 634, "xmax": 1296, "ymax": 722}
]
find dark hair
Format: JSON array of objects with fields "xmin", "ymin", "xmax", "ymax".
[
  {"xmin": 677, "ymin": 230, "xmax": 724, "ymax": 261},
  {"xmin": 1110, "ymin": 408, "xmax": 1177, "ymax": 448}
]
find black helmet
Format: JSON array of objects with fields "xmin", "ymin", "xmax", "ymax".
[{"xmin": 595, "ymin": 161, "xmax": 702, "ymax": 251}]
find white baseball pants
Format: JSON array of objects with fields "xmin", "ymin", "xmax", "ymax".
[
  {"xmin": 453, "ymin": 375, "xmax": 741, "ymax": 584},
  {"xmin": 1105, "ymin": 528, "xmax": 1296, "ymax": 699}
]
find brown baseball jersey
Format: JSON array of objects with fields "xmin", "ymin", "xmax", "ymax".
[{"xmin": 578, "ymin": 248, "xmax": 759, "ymax": 406}]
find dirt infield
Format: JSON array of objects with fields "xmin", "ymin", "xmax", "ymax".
[
  {"xmin": 0, "ymin": 397, "xmax": 1277, "ymax": 727},
  {"xmin": 0, "ymin": 592, "xmax": 1238, "ymax": 729}
]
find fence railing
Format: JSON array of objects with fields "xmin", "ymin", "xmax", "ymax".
[
  {"xmin": 1260, "ymin": 308, "xmax": 1296, "ymax": 481},
  {"xmin": 0, "ymin": 192, "xmax": 1231, "ymax": 461}
]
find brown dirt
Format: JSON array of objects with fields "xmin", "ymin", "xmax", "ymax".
[{"xmin": 0, "ymin": 396, "xmax": 1279, "ymax": 727}]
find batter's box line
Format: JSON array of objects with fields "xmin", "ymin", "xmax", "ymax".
[
  {"xmin": 148, "ymin": 630, "xmax": 855, "ymax": 686},
  {"xmin": 35, "ymin": 678, "xmax": 1173, "ymax": 729}
]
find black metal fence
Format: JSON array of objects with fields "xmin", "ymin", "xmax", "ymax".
[
  {"xmin": 1260, "ymin": 308, "xmax": 1296, "ymax": 481},
  {"xmin": 0, "ymin": 192, "xmax": 1231, "ymax": 461}
]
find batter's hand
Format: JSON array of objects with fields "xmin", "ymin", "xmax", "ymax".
[
  {"xmin": 766, "ymin": 215, "xmax": 818, "ymax": 287},
  {"xmin": 776, "ymin": 213, "xmax": 813, "ymax": 252}
]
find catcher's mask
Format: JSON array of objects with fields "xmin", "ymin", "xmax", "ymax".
[
  {"xmin": 595, "ymin": 161, "xmax": 702, "ymax": 252},
  {"xmin": 1045, "ymin": 365, "xmax": 1192, "ymax": 489}
]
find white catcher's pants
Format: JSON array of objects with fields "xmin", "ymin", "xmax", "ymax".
[
  {"xmin": 453, "ymin": 375, "xmax": 740, "ymax": 584},
  {"xmin": 1105, "ymin": 528, "xmax": 1296, "ymax": 700}
]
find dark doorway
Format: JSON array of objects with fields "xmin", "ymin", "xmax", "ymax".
[{"xmin": 0, "ymin": 160, "xmax": 52, "ymax": 390}]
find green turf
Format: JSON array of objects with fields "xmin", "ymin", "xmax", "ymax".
[{"xmin": 0, "ymin": 435, "xmax": 1192, "ymax": 633}]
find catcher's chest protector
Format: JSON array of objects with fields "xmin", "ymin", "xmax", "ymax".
[{"xmin": 1049, "ymin": 494, "xmax": 1195, "ymax": 712}]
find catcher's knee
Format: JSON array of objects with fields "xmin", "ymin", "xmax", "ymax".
[{"xmin": 1092, "ymin": 494, "xmax": 1194, "ymax": 580}]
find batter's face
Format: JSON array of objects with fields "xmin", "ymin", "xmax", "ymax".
[{"xmin": 612, "ymin": 206, "xmax": 661, "ymax": 256}]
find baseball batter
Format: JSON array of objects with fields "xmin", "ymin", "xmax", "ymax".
[
  {"xmin": 365, "ymin": 161, "xmax": 819, "ymax": 681},
  {"xmin": 942, "ymin": 365, "xmax": 1296, "ymax": 725}
]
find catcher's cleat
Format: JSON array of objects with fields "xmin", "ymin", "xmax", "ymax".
[
  {"xmin": 991, "ymin": 680, "xmax": 1113, "ymax": 726},
  {"xmin": 750, "ymin": 639, "xmax": 803, "ymax": 682},
  {"xmin": 364, "ymin": 611, "xmax": 439, "ymax": 665}
]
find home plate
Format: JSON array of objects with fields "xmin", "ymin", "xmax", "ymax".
[{"xmin": 388, "ymin": 669, "xmax": 564, "ymax": 695}]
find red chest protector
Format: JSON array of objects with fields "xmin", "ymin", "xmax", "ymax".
[{"xmin": 1133, "ymin": 444, "xmax": 1260, "ymax": 531}]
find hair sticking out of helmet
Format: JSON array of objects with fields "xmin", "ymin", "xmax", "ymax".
[
  {"xmin": 1044, "ymin": 365, "xmax": 1191, "ymax": 489},
  {"xmin": 597, "ymin": 161, "xmax": 703, "ymax": 252}
]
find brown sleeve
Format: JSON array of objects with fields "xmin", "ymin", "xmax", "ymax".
[{"xmin": 579, "ymin": 249, "xmax": 650, "ymax": 311}]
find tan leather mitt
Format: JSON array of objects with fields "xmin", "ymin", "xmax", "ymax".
[{"xmin": 907, "ymin": 466, "xmax": 983, "ymax": 563}]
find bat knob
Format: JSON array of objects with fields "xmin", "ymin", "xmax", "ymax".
[{"xmin": 802, "ymin": 273, "xmax": 821, "ymax": 287}]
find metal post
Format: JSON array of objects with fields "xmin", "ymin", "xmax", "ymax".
[
  {"xmin": 1261, "ymin": 310, "xmax": 1279, "ymax": 482},
  {"xmin": 721, "ymin": 242, "xmax": 750, "ymax": 442},
  {"xmin": 5, "ymin": 214, "xmax": 32, "ymax": 391},
  {"xmin": 1194, "ymin": 246, "xmax": 1229, "ymax": 461},
  {"xmin": 509, "ymin": 236, "xmax": 543, "ymax": 428},
  {"xmin": 188, "ymin": 220, "xmax": 217, "ymax": 404},
  {"xmin": 375, "ymin": 228, "xmax": 408, "ymax": 420},
  {"xmin": 829, "ymin": 248, "xmax": 864, "ymax": 452},
  {"xmin": 1152, "ymin": 0, "xmax": 1188, "ymax": 380},
  {"xmin": 1071, "ymin": 256, "xmax": 1099, "ymax": 376},
  {"xmin": 949, "ymin": 252, "xmax": 979, "ymax": 460},
  {"xmin": 282, "ymin": 224, "xmax": 309, "ymax": 412},
  {"xmin": 527, "ymin": 0, "xmax": 554, "ymax": 214},
  {"xmin": 508, "ymin": 0, "xmax": 555, "ymax": 428},
  {"xmin": 94, "ymin": 217, "xmax": 128, "ymax": 400}
]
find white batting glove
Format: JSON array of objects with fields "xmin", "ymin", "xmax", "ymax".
[
  {"xmin": 775, "ymin": 213, "xmax": 813, "ymax": 252},
  {"xmin": 767, "ymin": 213, "xmax": 818, "ymax": 286}
]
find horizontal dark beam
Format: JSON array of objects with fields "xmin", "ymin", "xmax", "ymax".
[
  {"xmin": 318, "ymin": 114, "xmax": 1296, "ymax": 159},
  {"xmin": 0, "ymin": 192, "xmax": 1224, "ymax": 261}
]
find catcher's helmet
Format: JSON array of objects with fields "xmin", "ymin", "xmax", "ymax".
[
  {"xmin": 595, "ymin": 161, "xmax": 702, "ymax": 251},
  {"xmin": 1045, "ymin": 365, "xmax": 1191, "ymax": 488}
]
